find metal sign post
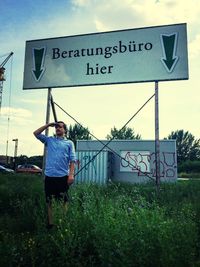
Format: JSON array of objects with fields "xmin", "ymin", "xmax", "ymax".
[
  {"xmin": 50, "ymin": 94, "xmax": 58, "ymax": 122},
  {"xmin": 42, "ymin": 87, "xmax": 52, "ymax": 176},
  {"xmin": 155, "ymin": 81, "xmax": 160, "ymax": 187}
]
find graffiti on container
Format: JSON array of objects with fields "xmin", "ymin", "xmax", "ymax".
[
  {"xmin": 120, "ymin": 151, "xmax": 176, "ymax": 178},
  {"xmin": 120, "ymin": 151, "xmax": 150, "ymax": 173},
  {"xmin": 77, "ymin": 155, "xmax": 97, "ymax": 176}
]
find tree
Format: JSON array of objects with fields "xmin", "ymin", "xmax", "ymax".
[
  {"xmin": 17, "ymin": 155, "xmax": 28, "ymax": 165},
  {"xmin": 166, "ymin": 130, "xmax": 200, "ymax": 163},
  {"xmin": 28, "ymin": 156, "xmax": 43, "ymax": 168},
  {"xmin": 106, "ymin": 126, "xmax": 141, "ymax": 140},
  {"xmin": 68, "ymin": 123, "xmax": 92, "ymax": 148},
  {"xmin": 15, "ymin": 155, "xmax": 43, "ymax": 168}
]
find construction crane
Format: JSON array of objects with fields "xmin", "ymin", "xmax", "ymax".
[{"xmin": 0, "ymin": 52, "xmax": 14, "ymax": 112}]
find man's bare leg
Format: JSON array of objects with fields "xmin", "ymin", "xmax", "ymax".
[{"xmin": 47, "ymin": 203, "xmax": 53, "ymax": 227}]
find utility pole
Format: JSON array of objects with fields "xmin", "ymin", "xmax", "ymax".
[{"xmin": 12, "ymin": 138, "xmax": 18, "ymax": 170}]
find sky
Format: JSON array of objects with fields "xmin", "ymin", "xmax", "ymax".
[{"xmin": 0, "ymin": 0, "xmax": 200, "ymax": 157}]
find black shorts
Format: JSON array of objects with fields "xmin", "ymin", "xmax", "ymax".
[{"xmin": 45, "ymin": 175, "xmax": 69, "ymax": 203}]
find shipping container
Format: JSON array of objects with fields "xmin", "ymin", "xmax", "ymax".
[
  {"xmin": 77, "ymin": 140, "xmax": 177, "ymax": 184},
  {"xmin": 75, "ymin": 150, "xmax": 113, "ymax": 184}
]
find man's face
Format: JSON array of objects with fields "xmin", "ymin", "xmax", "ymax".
[{"xmin": 55, "ymin": 122, "xmax": 66, "ymax": 137}]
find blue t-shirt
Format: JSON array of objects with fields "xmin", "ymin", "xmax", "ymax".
[{"xmin": 36, "ymin": 134, "xmax": 76, "ymax": 177}]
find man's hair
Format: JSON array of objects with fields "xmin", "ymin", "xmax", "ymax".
[{"xmin": 57, "ymin": 121, "xmax": 67, "ymax": 133}]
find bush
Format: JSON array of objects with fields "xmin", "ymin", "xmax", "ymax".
[
  {"xmin": 178, "ymin": 160, "xmax": 200, "ymax": 173},
  {"xmin": 179, "ymin": 172, "xmax": 200, "ymax": 179}
]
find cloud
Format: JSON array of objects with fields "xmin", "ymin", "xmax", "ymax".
[
  {"xmin": 189, "ymin": 34, "xmax": 200, "ymax": 59},
  {"xmin": 72, "ymin": 0, "xmax": 91, "ymax": 6},
  {"xmin": 0, "ymin": 107, "xmax": 32, "ymax": 126},
  {"xmin": 1, "ymin": 107, "xmax": 32, "ymax": 117},
  {"xmin": 19, "ymin": 98, "xmax": 44, "ymax": 105},
  {"xmin": 71, "ymin": 0, "xmax": 200, "ymax": 30},
  {"xmin": 94, "ymin": 19, "xmax": 110, "ymax": 32}
]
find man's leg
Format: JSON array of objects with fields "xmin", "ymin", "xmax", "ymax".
[
  {"xmin": 45, "ymin": 177, "xmax": 55, "ymax": 228},
  {"xmin": 47, "ymin": 201, "xmax": 53, "ymax": 226},
  {"xmin": 60, "ymin": 176, "xmax": 69, "ymax": 213},
  {"xmin": 63, "ymin": 201, "xmax": 69, "ymax": 213}
]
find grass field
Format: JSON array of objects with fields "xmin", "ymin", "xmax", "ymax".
[{"xmin": 0, "ymin": 174, "xmax": 200, "ymax": 267}]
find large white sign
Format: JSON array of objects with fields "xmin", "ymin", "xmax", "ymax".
[{"xmin": 23, "ymin": 23, "xmax": 188, "ymax": 89}]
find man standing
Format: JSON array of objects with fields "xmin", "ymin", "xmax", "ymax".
[{"xmin": 33, "ymin": 121, "xmax": 76, "ymax": 229}]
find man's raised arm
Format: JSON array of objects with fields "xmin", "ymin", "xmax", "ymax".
[{"xmin": 33, "ymin": 123, "xmax": 55, "ymax": 137}]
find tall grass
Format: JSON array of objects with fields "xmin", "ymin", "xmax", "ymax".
[{"xmin": 0, "ymin": 174, "xmax": 200, "ymax": 267}]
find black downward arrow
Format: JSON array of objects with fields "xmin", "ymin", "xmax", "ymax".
[
  {"xmin": 160, "ymin": 33, "xmax": 179, "ymax": 73},
  {"xmin": 32, "ymin": 47, "xmax": 46, "ymax": 81}
]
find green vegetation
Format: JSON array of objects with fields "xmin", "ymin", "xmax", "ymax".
[
  {"xmin": 165, "ymin": 130, "xmax": 200, "ymax": 163},
  {"xmin": 68, "ymin": 123, "xmax": 92, "ymax": 148},
  {"xmin": 0, "ymin": 174, "xmax": 200, "ymax": 267},
  {"xmin": 177, "ymin": 160, "xmax": 200, "ymax": 179},
  {"xmin": 106, "ymin": 126, "xmax": 141, "ymax": 140},
  {"xmin": 12, "ymin": 155, "xmax": 43, "ymax": 169},
  {"xmin": 178, "ymin": 160, "xmax": 200, "ymax": 173}
]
